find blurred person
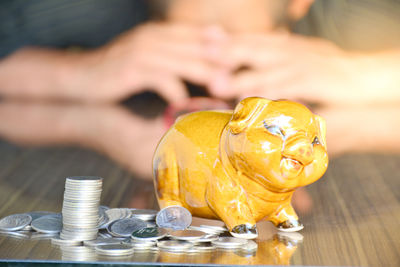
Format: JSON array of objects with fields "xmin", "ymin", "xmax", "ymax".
[
  {"xmin": 164, "ymin": 0, "xmax": 400, "ymax": 156},
  {"xmin": 1, "ymin": 0, "xmax": 399, "ymax": 113}
]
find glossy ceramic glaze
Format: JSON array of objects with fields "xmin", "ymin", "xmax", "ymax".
[{"xmin": 153, "ymin": 97, "xmax": 328, "ymax": 237}]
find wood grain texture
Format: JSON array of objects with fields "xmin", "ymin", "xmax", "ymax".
[{"xmin": 0, "ymin": 140, "xmax": 399, "ymax": 266}]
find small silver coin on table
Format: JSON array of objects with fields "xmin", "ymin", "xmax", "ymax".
[
  {"xmin": 83, "ymin": 237, "xmax": 123, "ymax": 247},
  {"xmin": 0, "ymin": 214, "xmax": 32, "ymax": 232},
  {"xmin": 109, "ymin": 218, "xmax": 147, "ymax": 237},
  {"xmin": 101, "ymin": 208, "xmax": 132, "ymax": 229},
  {"xmin": 157, "ymin": 240, "xmax": 194, "ymax": 252},
  {"xmin": 31, "ymin": 215, "xmax": 62, "ymax": 234},
  {"xmin": 131, "ymin": 227, "xmax": 168, "ymax": 241},
  {"xmin": 156, "ymin": 206, "xmax": 192, "ymax": 230},
  {"xmin": 27, "ymin": 211, "xmax": 58, "ymax": 221},
  {"xmin": 169, "ymin": 230, "xmax": 206, "ymax": 241}
]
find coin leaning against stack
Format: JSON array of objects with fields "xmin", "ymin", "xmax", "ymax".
[{"xmin": 60, "ymin": 176, "xmax": 102, "ymax": 241}]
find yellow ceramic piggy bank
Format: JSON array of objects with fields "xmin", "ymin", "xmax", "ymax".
[{"xmin": 153, "ymin": 97, "xmax": 328, "ymax": 239}]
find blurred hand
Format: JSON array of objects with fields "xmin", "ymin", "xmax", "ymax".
[
  {"xmin": 82, "ymin": 23, "xmax": 227, "ymax": 105},
  {"xmin": 209, "ymin": 33, "xmax": 400, "ymax": 107},
  {"xmin": 0, "ymin": 23, "xmax": 227, "ymax": 106},
  {"xmin": 0, "ymin": 101, "xmax": 165, "ymax": 178}
]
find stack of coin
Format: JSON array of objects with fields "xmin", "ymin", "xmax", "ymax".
[{"xmin": 60, "ymin": 176, "xmax": 102, "ymax": 241}]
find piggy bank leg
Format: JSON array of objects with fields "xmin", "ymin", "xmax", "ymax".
[
  {"xmin": 269, "ymin": 203, "xmax": 303, "ymax": 232},
  {"xmin": 205, "ymin": 176, "xmax": 258, "ymax": 239}
]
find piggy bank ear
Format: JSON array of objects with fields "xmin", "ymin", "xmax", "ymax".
[
  {"xmin": 228, "ymin": 97, "xmax": 271, "ymax": 134},
  {"xmin": 314, "ymin": 115, "xmax": 327, "ymax": 149}
]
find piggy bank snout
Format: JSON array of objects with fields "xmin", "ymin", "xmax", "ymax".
[{"xmin": 282, "ymin": 136, "xmax": 314, "ymax": 166}]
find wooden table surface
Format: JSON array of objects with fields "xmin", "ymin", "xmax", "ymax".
[{"xmin": 0, "ymin": 104, "xmax": 399, "ymax": 266}]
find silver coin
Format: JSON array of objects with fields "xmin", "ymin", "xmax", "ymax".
[
  {"xmin": 156, "ymin": 206, "xmax": 192, "ymax": 230},
  {"xmin": 157, "ymin": 240, "xmax": 194, "ymax": 251},
  {"xmin": 211, "ymin": 237, "xmax": 248, "ymax": 248},
  {"xmin": 98, "ymin": 230, "xmax": 113, "ymax": 239},
  {"xmin": 98, "ymin": 215, "xmax": 109, "ymax": 229},
  {"xmin": 30, "ymin": 232, "xmax": 58, "ymax": 240},
  {"xmin": 0, "ymin": 214, "xmax": 32, "ymax": 232},
  {"xmin": 95, "ymin": 244, "xmax": 134, "ymax": 256},
  {"xmin": 51, "ymin": 236, "xmax": 83, "ymax": 246},
  {"xmin": 130, "ymin": 209, "xmax": 158, "ymax": 221},
  {"xmin": 146, "ymin": 222, "xmax": 157, "ymax": 228},
  {"xmin": 188, "ymin": 235, "xmax": 219, "ymax": 243},
  {"xmin": 27, "ymin": 211, "xmax": 58, "ymax": 221},
  {"xmin": 102, "ymin": 208, "xmax": 131, "ymax": 228},
  {"xmin": 99, "ymin": 205, "xmax": 109, "ymax": 211},
  {"xmin": 0, "ymin": 230, "xmax": 30, "ymax": 239},
  {"xmin": 83, "ymin": 238, "xmax": 122, "ymax": 247},
  {"xmin": 131, "ymin": 227, "xmax": 168, "ymax": 241},
  {"xmin": 169, "ymin": 230, "xmax": 206, "ymax": 241},
  {"xmin": 31, "ymin": 215, "xmax": 62, "ymax": 234},
  {"xmin": 110, "ymin": 218, "xmax": 147, "ymax": 237}
]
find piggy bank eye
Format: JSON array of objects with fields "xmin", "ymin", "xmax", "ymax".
[
  {"xmin": 312, "ymin": 136, "xmax": 320, "ymax": 145},
  {"xmin": 263, "ymin": 121, "xmax": 285, "ymax": 138}
]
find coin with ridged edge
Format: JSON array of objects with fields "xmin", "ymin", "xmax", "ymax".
[{"xmin": 0, "ymin": 214, "xmax": 32, "ymax": 232}]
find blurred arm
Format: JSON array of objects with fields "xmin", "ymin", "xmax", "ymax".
[
  {"xmin": 0, "ymin": 47, "xmax": 99, "ymax": 101},
  {"xmin": 210, "ymin": 33, "xmax": 400, "ymax": 107},
  {"xmin": 0, "ymin": 23, "xmax": 225, "ymax": 105}
]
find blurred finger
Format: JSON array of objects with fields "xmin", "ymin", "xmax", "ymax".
[
  {"xmin": 220, "ymin": 34, "xmax": 292, "ymax": 68},
  {"xmin": 150, "ymin": 74, "xmax": 188, "ymax": 106},
  {"xmin": 210, "ymin": 68, "xmax": 297, "ymax": 100},
  {"xmin": 138, "ymin": 50, "xmax": 220, "ymax": 85}
]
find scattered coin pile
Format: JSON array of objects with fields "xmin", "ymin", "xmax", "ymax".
[{"xmin": 0, "ymin": 176, "xmax": 258, "ymax": 258}]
